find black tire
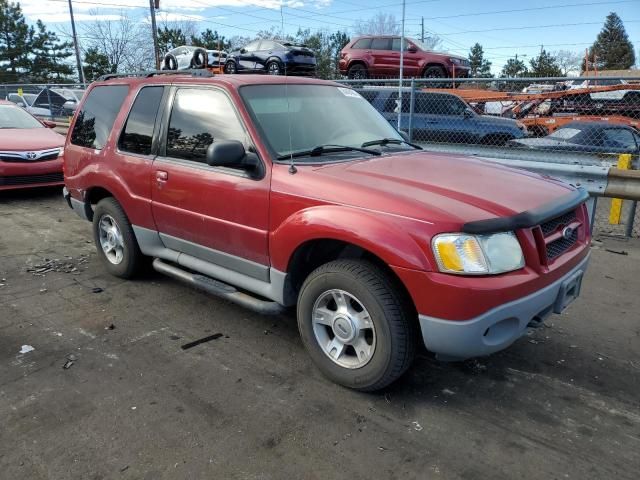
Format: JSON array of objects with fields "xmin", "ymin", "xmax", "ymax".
[
  {"xmin": 190, "ymin": 48, "xmax": 207, "ymax": 69},
  {"xmin": 297, "ymin": 259, "xmax": 416, "ymax": 391},
  {"xmin": 422, "ymin": 65, "xmax": 447, "ymax": 78},
  {"xmin": 347, "ymin": 63, "xmax": 368, "ymax": 79},
  {"xmin": 266, "ymin": 60, "xmax": 283, "ymax": 75},
  {"xmin": 224, "ymin": 61, "xmax": 237, "ymax": 74},
  {"xmin": 164, "ymin": 54, "xmax": 177, "ymax": 71},
  {"xmin": 92, "ymin": 197, "xmax": 145, "ymax": 279}
]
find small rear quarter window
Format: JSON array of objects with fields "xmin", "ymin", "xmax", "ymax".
[{"xmin": 71, "ymin": 85, "xmax": 128, "ymax": 150}]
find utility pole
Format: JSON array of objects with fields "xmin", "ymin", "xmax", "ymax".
[
  {"xmin": 149, "ymin": 0, "xmax": 160, "ymax": 69},
  {"xmin": 67, "ymin": 0, "xmax": 85, "ymax": 84},
  {"xmin": 421, "ymin": 17, "xmax": 424, "ymax": 43},
  {"xmin": 397, "ymin": 0, "xmax": 405, "ymax": 131}
]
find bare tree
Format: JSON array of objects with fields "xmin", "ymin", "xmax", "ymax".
[
  {"xmin": 353, "ymin": 13, "xmax": 400, "ymax": 36},
  {"xmin": 420, "ymin": 35, "xmax": 442, "ymax": 51},
  {"xmin": 553, "ymin": 50, "xmax": 582, "ymax": 76},
  {"xmin": 81, "ymin": 11, "xmax": 154, "ymax": 73}
]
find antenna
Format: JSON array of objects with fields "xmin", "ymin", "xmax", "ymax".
[{"xmin": 281, "ymin": 6, "xmax": 296, "ymax": 174}]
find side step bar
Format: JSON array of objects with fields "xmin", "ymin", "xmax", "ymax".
[{"xmin": 152, "ymin": 258, "xmax": 285, "ymax": 315}]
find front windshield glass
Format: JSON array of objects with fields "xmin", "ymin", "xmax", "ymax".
[
  {"xmin": 410, "ymin": 39, "xmax": 435, "ymax": 51},
  {"xmin": 549, "ymin": 127, "xmax": 581, "ymax": 140},
  {"xmin": 0, "ymin": 104, "xmax": 44, "ymax": 129},
  {"xmin": 240, "ymin": 84, "xmax": 404, "ymax": 161}
]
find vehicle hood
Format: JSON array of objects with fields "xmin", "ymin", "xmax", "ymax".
[
  {"xmin": 476, "ymin": 114, "xmax": 520, "ymax": 128},
  {"xmin": 509, "ymin": 137, "xmax": 576, "ymax": 149},
  {"xmin": 0, "ymin": 127, "xmax": 65, "ymax": 151},
  {"xmin": 289, "ymin": 151, "xmax": 575, "ymax": 227}
]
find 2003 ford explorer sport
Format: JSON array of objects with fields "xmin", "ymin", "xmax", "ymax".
[{"xmin": 63, "ymin": 72, "xmax": 590, "ymax": 391}]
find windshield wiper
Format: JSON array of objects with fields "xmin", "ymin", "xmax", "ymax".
[
  {"xmin": 361, "ymin": 138, "xmax": 422, "ymax": 150},
  {"xmin": 277, "ymin": 144, "xmax": 381, "ymax": 160}
]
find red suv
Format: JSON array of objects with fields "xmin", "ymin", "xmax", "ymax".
[
  {"xmin": 339, "ymin": 36, "xmax": 470, "ymax": 79},
  {"xmin": 63, "ymin": 72, "xmax": 590, "ymax": 391}
]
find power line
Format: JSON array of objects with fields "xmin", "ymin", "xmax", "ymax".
[{"xmin": 438, "ymin": 19, "xmax": 640, "ymax": 35}]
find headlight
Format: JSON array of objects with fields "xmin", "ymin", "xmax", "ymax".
[
  {"xmin": 449, "ymin": 57, "xmax": 462, "ymax": 65},
  {"xmin": 432, "ymin": 232, "xmax": 525, "ymax": 275}
]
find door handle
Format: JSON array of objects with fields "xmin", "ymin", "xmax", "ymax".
[{"xmin": 156, "ymin": 171, "xmax": 168, "ymax": 182}]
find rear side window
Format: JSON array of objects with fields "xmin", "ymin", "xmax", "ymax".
[
  {"xmin": 165, "ymin": 88, "xmax": 246, "ymax": 163},
  {"xmin": 71, "ymin": 85, "xmax": 128, "ymax": 150},
  {"xmin": 118, "ymin": 86, "xmax": 164, "ymax": 155},
  {"xmin": 371, "ymin": 38, "xmax": 391, "ymax": 50},
  {"xmin": 352, "ymin": 38, "xmax": 372, "ymax": 49}
]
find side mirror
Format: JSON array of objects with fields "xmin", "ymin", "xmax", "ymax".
[
  {"xmin": 205, "ymin": 140, "xmax": 261, "ymax": 176},
  {"xmin": 42, "ymin": 120, "xmax": 56, "ymax": 129},
  {"xmin": 463, "ymin": 108, "xmax": 474, "ymax": 118},
  {"xmin": 407, "ymin": 45, "xmax": 418, "ymax": 53},
  {"xmin": 240, "ymin": 48, "xmax": 247, "ymax": 54}
]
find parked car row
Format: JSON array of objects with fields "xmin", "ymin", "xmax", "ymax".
[{"xmin": 5, "ymin": 87, "xmax": 85, "ymax": 117}]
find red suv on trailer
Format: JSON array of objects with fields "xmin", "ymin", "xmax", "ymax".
[
  {"xmin": 63, "ymin": 72, "xmax": 590, "ymax": 391},
  {"xmin": 339, "ymin": 36, "xmax": 471, "ymax": 79},
  {"xmin": 0, "ymin": 100, "xmax": 65, "ymax": 191}
]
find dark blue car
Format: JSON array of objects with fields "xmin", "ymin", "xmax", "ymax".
[
  {"xmin": 224, "ymin": 39, "xmax": 316, "ymax": 76},
  {"xmin": 361, "ymin": 89, "xmax": 527, "ymax": 145}
]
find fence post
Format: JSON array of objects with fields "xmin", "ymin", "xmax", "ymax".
[
  {"xmin": 45, "ymin": 85, "xmax": 54, "ymax": 120},
  {"xmin": 625, "ymin": 201, "xmax": 637, "ymax": 237},
  {"xmin": 609, "ymin": 153, "xmax": 632, "ymax": 225},
  {"xmin": 408, "ymin": 78, "xmax": 415, "ymax": 142}
]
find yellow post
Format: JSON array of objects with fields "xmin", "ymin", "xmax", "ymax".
[{"xmin": 609, "ymin": 154, "xmax": 633, "ymax": 224}]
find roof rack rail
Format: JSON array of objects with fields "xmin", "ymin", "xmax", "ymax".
[{"xmin": 98, "ymin": 69, "xmax": 214, "ymax": 82}]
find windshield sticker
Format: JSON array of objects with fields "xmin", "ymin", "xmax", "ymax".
[{"xmin": 338, "ymin": 87, "xmax": 362, "ymax": 98}]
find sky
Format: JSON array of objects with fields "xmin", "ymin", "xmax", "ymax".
[{"xmin": 22, "ymin": 0, "xmax": 640, "ymax": 74}]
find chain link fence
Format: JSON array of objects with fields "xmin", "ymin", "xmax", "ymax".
[
  {"xmin": 1, "ymin": 83, "xmax": 86, "ymax": 122},
  {"xmin": 340, "ymin": 76, "xmax": 640, "ymax": 237}
]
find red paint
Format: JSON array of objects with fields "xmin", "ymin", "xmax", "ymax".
[
  {"xmin": 0, "ymin": 100, "xmax": 65, "ymax": 191},
  {"xmin": 65, "ymin": 75, "xmax": 590, "ymax": 321}
]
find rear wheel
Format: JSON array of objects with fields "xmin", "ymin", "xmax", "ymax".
[
  {"xmin": 297, "ymin": 259, "xmax": 416, "ymax": 391},
  {"xmin": 423, "ymin": 65, "xmax": 447, "ymax": 78},
  {"xmin": 93, "ymin": 198, "xmax": 144, "ymax": 279},
  {"xmin": 224, "ymin": 61, "xmax": 237, "ymax": 74},
  {"xmin": 347, "ymin": 63, "xmax": 368, "ymax": 79},
  {"xmin": 266, "ymin": 60, "xmax": 283, "ymax": 75}
]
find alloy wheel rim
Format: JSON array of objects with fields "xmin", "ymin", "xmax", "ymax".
[
  {"xmin": 98, "ymin": 214, "xmax": 125, "ymax": 265},
  {"xmin": 311, "ymin": 289, "xmax": 376, "ymax": 369},
  {"xmin": 268, "ymin": 63, "xmax": 280, "ymax": 75}
]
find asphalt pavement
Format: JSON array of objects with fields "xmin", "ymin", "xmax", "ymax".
[{"xmin": 1, "ymin": 187, "xmax": 639, "ymax": 480}]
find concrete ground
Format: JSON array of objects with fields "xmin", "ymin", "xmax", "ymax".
[{"xmin": 1, "ymin": 187, "xmax": 639, "ymax": 480}]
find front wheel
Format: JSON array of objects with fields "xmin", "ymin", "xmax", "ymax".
[
  {"xmin": 266, "ymin": 60, "xmax": 282, "ymax": 75},
  {"xmin": 224, "ymin": 61, "xmax": 237, "ymax": 74},
  {"xmin": 297, "ymin": 260, "xmax": 416, "ymax": 391}
]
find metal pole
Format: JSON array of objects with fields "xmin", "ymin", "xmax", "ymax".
[
  {"xmin": 408, "ymin": 78, "xmax": 415, "ymax": 142},
  {"xmin": 625, "ymin": 201, "xmax": 637, "ymax": 237},
  {"xmin": 421, "ymin": 17, "xmax": 424, "ymax": 43},
  {"xmin": 45, "ymin": 86, "xmax": 53, "ymax": 120},
  {"xmin": 67, "ymin": 0, "xmax": 85, "ymax": 84},
  {"xmin": 149, "ymin": 0, "xmax": 160, "ymax": 70},
  {"xmin": 397, "ymin": 0, "xmax": 405, "ymax": 131}
]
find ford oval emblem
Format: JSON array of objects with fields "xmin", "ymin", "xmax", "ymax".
[{"xmin": 562, "ymin": 226, "xmax": 574, "ymax": 240}]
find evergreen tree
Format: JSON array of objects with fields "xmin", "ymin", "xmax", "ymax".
[
  {"xmin": 468, "ymin": 43, "xmax": 493, "ymax": 78},
  {"xmin": 585, "ymin": 12, "xmax": 635, "ymax": 70},
  {"xmin": 83, "ymin": 47, "xmax": 112, "ymax": 81},
  {"xmin": 0, "ymin": 0, "xmax": 32, "ymax": 82},
  {"xmin": 157, "ymin": 26, "xmax": 188, "ymax": 53},
  {"xmin": 529, "ymin": 49, "xmax": 562, "ymax": 77},
  {"xmin": 501, "ymin": 56, "xmax": 528, "ymax": 77},
  {"xmin": 191, "ymin": 29, "xmax": 230, "ymax": 51},
  {"xmin": 30, "ymin": 20, "xmax": 73, "ymax": 82}
]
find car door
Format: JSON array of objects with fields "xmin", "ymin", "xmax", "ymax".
[
  {"xmin": 254, "ymin": 40, "xmax": 275, "ymax": 72},
  {"xmin": 151, "ymin": 86, "xmax": 271, "ymax": 273},
  {"xmin": 238, "ymin": 41, "xmax": 260, "ymax": 72},
  {"xmin": 369, "ymin": 38, "xmax": 392, "ymax": 76},
  {"xmin": 392, "ymin": 38, "xmax": 419, "ymax": 77}
]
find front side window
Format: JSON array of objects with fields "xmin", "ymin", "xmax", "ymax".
[
  {"xmin": 391, "ymin": 38, "xmax": 408, "ymax": 51},
  {"xmin": 166, "ymin": 88, "xmax": 246, "ymax": 163},
  {"xmin": 604, "ymin": 128, "xmax": 636, "ymax": 149},
  {"xmin": 260, "ymin": 40, "xmax": 275, "ymax": 50},
  {"xmin": 244, "ymin": 41, "xmax": 260, "ymax": 52},
  {"xmin": 118, "ymin": 86, "xmax": 164, "ymax": 156},
  {"xmin": 71, "ymin": 85, "xmax": 128, "ymax": 149}
]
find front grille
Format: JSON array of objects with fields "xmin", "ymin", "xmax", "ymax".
[
  {"xmin": 540, "ymin": 210, "xmax": 577, "ymax": 236},
  {"xmin": 538, "ymin": 209, "xmax": 580, "ymax": 262},
  {"xmin": 0, "ymin": 172, "xmax": 63, "ymax": 186},
  {"xmin": 0, "ymin": 152, "xmax": 59, "ymax": 163},
  {"xmin": 546, "ymin": 228, "xmax": 578, "ymax": 259}
]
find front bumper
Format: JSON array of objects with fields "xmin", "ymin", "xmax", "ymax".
[
  {"xmin": 419, "ymin": 253, "xmax": 590, "ymax": 360},
  {"xmin": 0, "ymin": 158, "xmax": 63, "ymax": 191}
]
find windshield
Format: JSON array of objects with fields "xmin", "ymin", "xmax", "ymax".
[
  {"xmin": 240, "ymin": 84, "xmax": 404, "ymax": 160},
  {"xmin": 0, "ymin": 104, "xmax": 44, "ymax": 129},
  {"xmin": 549, "ymin": 127, "xmax": 581, "ymax": 140}
]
